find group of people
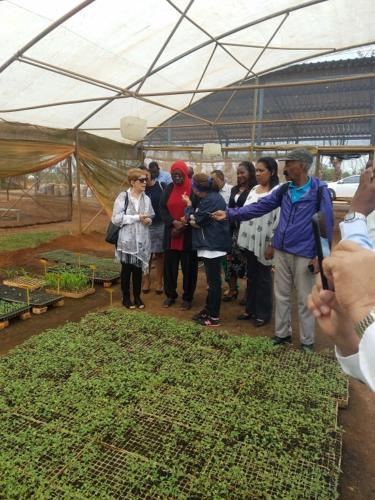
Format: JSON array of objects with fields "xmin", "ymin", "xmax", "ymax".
[
  {"xmin": 111, "ymin": 156, "xmax": 285, "ymax": 329},
  {"xmin": 111, "ymin": 150, "xmax": 375, "ymax": 389}
]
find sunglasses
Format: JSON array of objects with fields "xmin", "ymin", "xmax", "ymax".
[{"xmin": 137, "ymin": 177, "xmax": 147, "ymax": 183}]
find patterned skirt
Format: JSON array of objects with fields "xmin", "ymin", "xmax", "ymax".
[
  {"xmin": 225, "ymin": 227, "xmax": 247, "ymax": 280},
  {"xmin": 149, "ymin": 222, "xmax": 165, "ymax": 253}
]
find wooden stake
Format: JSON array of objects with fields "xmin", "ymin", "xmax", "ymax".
[
  {"xmin": 89, "ymin": 264, "xmax": 96, "ymax": 289},
  {"xmin": 40, "ymin": 259, "xmax": 48, "ymax": 276},
  {"xmin": 105, "ymin": 287, "xmax": 113, "ymax": 307}
]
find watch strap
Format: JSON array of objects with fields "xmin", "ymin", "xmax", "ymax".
[
  {"xmin": 344, "ymin": 212, "xmax": 366, "ymax": 222},
  {"xmin": 355, "ymin": 307, "xmax": 375, "ymax": 337}
]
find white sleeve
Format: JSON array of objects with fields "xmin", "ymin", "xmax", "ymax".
[
  {"xmin": 339, "ymin": 219, "xmax": 374, "ymax": 250},
  {"xmin": 336, "ymin": 323, "xmax": 375, "ymax": 392},
  {"xmin": 111, "ymin": 192, "xmax": 140, "ymax": 226},
  {"xmin": 367, "ymin": 210, "xmax": 375, "ymax": 247}
]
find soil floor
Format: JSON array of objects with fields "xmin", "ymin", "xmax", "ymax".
[{"xmin": 0, "ymin": 207, "xmax": 374, "ymax": 499}]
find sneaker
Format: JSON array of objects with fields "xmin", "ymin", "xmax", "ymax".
[
  {"xmin": 123, "ymin": 297, "xmax": 136, "ymax": 309},
  {"xmin": 300, "ymin": 344, "xmax": 314, "ymax": 353},
  {"xmin": 272, "ymin": 335, "xmax": 292, "ymax": 345},
  {"xmin": 198, "ymin": 316, "xmax": 221, "ymax": 327},
  {"xmin": 134, "ymin": 298, "xmax": 145, "ymax": 309},
  {"xmin": 162, "ymin": 297, "xmax": 175, "ymax": 308},
  {"xmin": 192, "ymin": 309, "xmax": 209, "ymax": 322},
  {"xmin": 180, "ymin": 301, "xmax": 192, "ymax": 311}
]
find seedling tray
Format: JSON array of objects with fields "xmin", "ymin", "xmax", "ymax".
[
  {"xmin": 0, "ymin": 300, "xmax": 31, "ymax": 329},
  {"xmin": 55, "ymin": 442, "xmax": 193, "ymax": 498},
  {"xmin": 0, "ymin": 302, "xmax": 30, "ymax": 322},
  {"xmin": 0, "ymin": 284, "xmax": 63, "ymax": 308},
  {"xmin": 39, "ymin": 250, "xmax": 120, "ymax": 271},
  {"xmin": 92, "ymin": 274, "xmax": 120, "ymax": 286},
  {"xmin": 45, "ymin": 287, "xmax": 96, "ymax": 299},
  {"xmin": 39, "ymin": 250, "xmax": 121, "ymax": 286},
  {"xmin": 3, "ymin": 276, "xmax": 45, "ymax": 291},
  {"xmin": 49, "ymin": 266, "xmax": 120, "ymax": 286}
]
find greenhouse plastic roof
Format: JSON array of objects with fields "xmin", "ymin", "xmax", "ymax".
[{"xmin": 0, "ymin": 0, "xmax": 374, "ymax": 143}]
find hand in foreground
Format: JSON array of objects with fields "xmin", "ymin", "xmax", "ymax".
[
  {"xmin": 307, "ymin": 276, "xmax": 359, "ymax": 356},
  {"xmin": 211, "ymin": 210, "xmax": 227, "ymax": 221},
  {"xmin": 181, "ymin": 192, "xmax": 191, "ymax": 206},
  {"xmin": 350, "ymin": 167, "xmax": 375, "ymax": 216},
  {"xmin": 322, "ymin": 240, "xmax": 375, "ymax": 324}
]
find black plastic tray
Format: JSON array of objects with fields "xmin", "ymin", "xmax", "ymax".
[
  {"xmin": 0, "ymin": 284, "xmax": 63, "ymax": 307},
  {"xmin": 0, "ymin": 302, "xmax": 30, "ymax": 322}
]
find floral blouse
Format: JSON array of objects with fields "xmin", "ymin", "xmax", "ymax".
[{"xmin": 237, "ymin": 185, "xmax": 280, "ymax": 266}]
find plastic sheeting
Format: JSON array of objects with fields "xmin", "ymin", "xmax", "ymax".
[
  {"xmin": 0, "ymin": 122, "xmax": 139, "ymax": 216},
  {"xmin": 0, "ymin": 0, "xmax": 374, "ymax": 143}
]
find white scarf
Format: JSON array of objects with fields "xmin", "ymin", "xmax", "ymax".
[{"xmin": 116, "ymin": 191, "xmax": 153, "ymax": 272}]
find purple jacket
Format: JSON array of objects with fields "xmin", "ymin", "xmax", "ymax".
[{"xmin": 227, "ymin": 177, "xmax": 333, "ymax": 259}]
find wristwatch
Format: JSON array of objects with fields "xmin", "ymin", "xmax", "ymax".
[
  {"xmin": 355, "ymin": 307, "xmax": 375, "ymax": 337},
  {"xmin": 343, "ymin": 212, "xmax": 366, "ymax": 223}
]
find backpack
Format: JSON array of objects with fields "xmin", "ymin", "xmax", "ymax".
[{"xmin": 105, "ymin": 192, "xmax": 129, "ymax": 245}]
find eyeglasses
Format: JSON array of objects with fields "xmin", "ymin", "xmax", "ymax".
[{"xmin": 137, "ymin": 177, "xmax": 147, "ymax": 183}]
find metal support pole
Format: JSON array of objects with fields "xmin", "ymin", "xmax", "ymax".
[
  {"xmin": 67, "ymin": 155, "xmax": 73, "ymax": 221},
  {"xmin": 74, "ymin": 131, "xmax": 82, "ymax": 235},
  {"xmin": 250, "ymin": 78, "xmax": 259, "ymax": 161},
  {"xmin": 315, "ymin": 151, "xmax": 321, "ymax": 178},
  {"xmin": 256, "ymin": 87, "xmax": 264, "ymax": 146},
  {"xmin": 370, "ymin": 92, "xmax": 375, "ymax": 147},
  {"xmin": 147, "ymin": 144, "xmax": 374, "ymax": 154}
]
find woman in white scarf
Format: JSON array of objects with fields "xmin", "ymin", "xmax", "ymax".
[{"xmin": 112, "ymin": 168, "xmax": 154, "ymax": 309}]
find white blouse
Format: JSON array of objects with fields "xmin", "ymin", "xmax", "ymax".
[{"xmin": 237, "ymin": 185, "xmax": 280, "ymax": 266}]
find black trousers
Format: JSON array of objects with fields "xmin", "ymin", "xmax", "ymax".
[
  {"xmin": 121, "ymin": 263, "xmax": 142, "ymax": 300},
  {"xmin": 245, "ymin": 249, "xmax": 273, "ymax": 321},
  {"xmin": 164, "ymin": 250, "xmax": 198, "ymax": 302},
  {"xmin": 203, "ymin": 256, "xmax": 223, "ymax": 318}
]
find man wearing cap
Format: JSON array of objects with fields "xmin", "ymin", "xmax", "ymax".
[{"xmin": 212, "ymin": 149, "xmax": 333, "ymax": 352}]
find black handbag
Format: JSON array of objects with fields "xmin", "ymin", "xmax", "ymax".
[{"xmin": 105, "ymin": 192, "xmax": 129, "ymax": 245}]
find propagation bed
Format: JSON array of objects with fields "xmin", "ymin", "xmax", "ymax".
[{"xmin": 0, "ymin": 309, "xmax": 347, "ymax": 498}]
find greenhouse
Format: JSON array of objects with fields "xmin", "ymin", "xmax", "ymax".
[{"xmin": 1, "ymin": 1, "xmax": 375, "ymax": 498}]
